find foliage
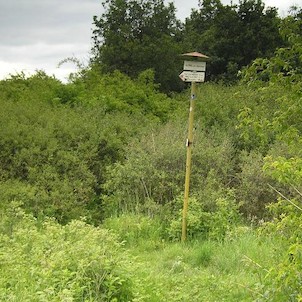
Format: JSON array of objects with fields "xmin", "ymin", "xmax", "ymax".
[
  {"xmin": 264, "ymin": 156, "xmax": 302, "ymax": 186},
  {"xmin": 102, "ymin": 112, "xmax": 238, "ymax": 215},
  {"xmin": 0, "ymin": 71, "xmax": 62, "ymax": 103},
  {"xmin": 99, "ymin": 77, "xmax": 302, "ymax": 223},
  {"xmin": 234, "ymin": 79, "xmax": 301, "ymax": 154},
  {"xmin": 1, "ymin": 2, "xmax": 302, "ymax": 299},
  {"xmin": 194, "ymin": 83, "xmax": 244, "ymax": 129},
  {"xmin": 103, "ymin": 213, "xmax": 164, "ymax": 249},
  {"xmin": 236, "ymin": 106, "xmax": 275, "ymax": 153},
  {"xmin": 168, "ymin": 189, "xmax": 242, "ymax": 241},
  {"xmin": 102, "ymin": 120, "xmax": 186, "ymax": 215},
  {"xmin": 74, "ymin": 68, "xmax": 174, "ymax": 121},
  {"xmin": 0, "ymin": 92, "xmax": 103, "ymax": 222},
  {"xmin": 247, "ymin": 153, "xmax": 302, "ymax": 300},
  {"xmin": 184, "ymin": 0, "xmax": 282, "ymax": 81},
  {"xmin": 236, "ymin": 151, "xmax": 276, "ymax": 218},
  {"xmin": 0, "ymin": 70, "xmax": 175, "ymax": 223},
  {"xmin": 0, "ymin": 206, "xmax": 134, "ymax": 301},
  {"xmin": 92, "ymin": 0, "xmax": 184, "ymax": 92},
  {"xmin": 256, "ymin": 199, "xmax": 302, "ymax": 300},
  {"xmin": 90, "ymin": 0, "xmax": 301, "ymax": 86},
  {"xmin": 241, "ymin": 7, "xmax": 302, "ymax": 84},
  {"xmin": 2, "ymin": 67, "xmax": 300, "ymax": 224},
  {"xmin": 230, "ymin": 15, "xmax": 302, "ymax": 297},
  {"xmin": 0, "ymin": 205, "xmax": 285, "ymax": 302}
]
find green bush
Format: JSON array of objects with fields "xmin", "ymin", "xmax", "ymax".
[
  {"xmin": 0, "ymin": 97, "xmax": 102, "ymax": 222},
  {"xmin": 0, "ymin": 206, "xmax": 134, "ymax": 301},
  {"xmin": 168, "ymin": 188, "xmax": 242, "ymax": 241},
  {"xmin": 236, "ymin": 151, "xmax": 276, "ymax": 218},
  {"xmin": 102, "ymin": 120, "xmax": 186, "ymax": 215},
  {"xmin": 103, "ymin": 119, "xmax": 237, "ymax": 217},
  {"xmin": 73, "ymin": 68, "xmax": 175, "ymax": 121},
  {"xmin": 256, "ymin": 200, "xmax": 302, "ymax": 301},
  {"xmin": 253, "ymin": 155, "xmax": 302, "ymax": 301},
  {"xmin": 0, "ymin": 70, "xmax": 179, "ymax": 223}
]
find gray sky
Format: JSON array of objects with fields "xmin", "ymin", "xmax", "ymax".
[{"xmin": 0, "ymin": 0, "xmax": 300, "ymax": 82}]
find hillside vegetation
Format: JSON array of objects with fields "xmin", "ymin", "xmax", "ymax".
[
  {"xmin": 0, "ymin": 66, "xmax": 301, "ymax": 300},
  {"xmin": 0, "ymin": 0, "xmax": 302, "ymax": 301}
]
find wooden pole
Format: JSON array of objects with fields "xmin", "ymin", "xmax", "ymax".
[{"xmin": 181, "ymin": 81, "xmax": 197, "ymax": 242}]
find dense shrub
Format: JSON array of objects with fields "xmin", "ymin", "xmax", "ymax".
[
  {"xmin": 103, "ymin": 116, "xmax": 237, "ymax": 215},
  {"xmin": 0, "ymin": 96, "xmax": 108, "ymax": 222},
  {"xmin": 72, "ymin": 68, "xmax": 175, "ymax": 121},
  {"xmin": 251, "ymin": 154, "xmax": 302, "ymax": 301},
  {"xmin": 103, "ymin": 120, "xmax": 186, "ymax": 215},
  {"xmin": 168, "ymin": 189, "xmax": 242, "ymax": 241},
  {"xmin": 236, "ymin": 151, "xmax": 276, "ymax": 218},
  {"xmin": 0, "ymin": 70, "xmax": 173, "ymax": 223},
  {"xmin": 0, "ymin": 205, "xmax": 134, "ymax": 301}
]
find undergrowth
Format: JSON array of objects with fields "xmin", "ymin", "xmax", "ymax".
[{"xmin": 103, "ymin": 214, "xmax": 285, "ymax": 302}]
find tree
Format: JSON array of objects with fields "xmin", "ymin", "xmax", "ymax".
[
  {"xmin": 237, "ymin": 0, "xmax": 281, "ymax": 65},
  {"xmin": 241, "ymin": 6, "xmax": 302, "ymax": 83},
  {"xmin": 184, "ymin": 0, "xmax": 282, "ymax": 81},
  {"xmin": 92, "ymin": 0, "xmax": 184, "ymax": 92}
]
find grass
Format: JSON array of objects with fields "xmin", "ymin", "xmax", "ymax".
[
  {"xmin": 0, "ymin": 210, "xmax": 285, "ymax": 301},
  {"xmin": 103, "ymin": 215, "xmax": 285, "ymax": 301}
]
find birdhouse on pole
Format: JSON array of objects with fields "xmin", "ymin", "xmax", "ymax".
[
  {"xmin": 180, "ymin": 51, "xmax": 209, "ymax": 243},
  {"xmin": 179, "ymin": 52, "xmax": 209, "ymax": 83}
]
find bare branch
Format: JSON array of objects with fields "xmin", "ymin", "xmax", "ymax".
[{"xmin": 268, "ymin": 184, "xmax": 302, "ymax": 212}]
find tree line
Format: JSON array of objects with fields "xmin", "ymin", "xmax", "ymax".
[{"xmin": 91, "ymin": 0, "xmax": 300, "ymax": 92}]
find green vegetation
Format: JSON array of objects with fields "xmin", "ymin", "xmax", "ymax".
[
  {"xmin": 1, "ymin": 65, "xmax": 302, "ymax": 300},
  {"xmin": 1, "ymin": 0, "xmax": 302, "ymax": 300},
  {"xmin": 0, "ymin": 206, "xmax": 133, "ymax": 301},
  {"xmin": 92, "ymin": 0, "xmax": 285, "ymax": 90}
]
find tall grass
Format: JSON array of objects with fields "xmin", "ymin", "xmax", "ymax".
[{"xmin": 104, "ymin": 214, "xmax": 285, "ymax": 301}]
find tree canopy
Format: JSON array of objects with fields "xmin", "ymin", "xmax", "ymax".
[
  {"xmin": 184, "ymin": 0, "xmax": 282, "ymax": 81},
  {"xmin": 92, "ymin": 0, "xmax": 184, "ymax": 92},
  {"xmin": 91, "ymin": 0, "xmax": 287, "ymax": 89}
]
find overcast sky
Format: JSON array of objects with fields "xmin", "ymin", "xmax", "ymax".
[{"xmin": 0, "ymin": 0, "xmax": 300, "ymax": 82}]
